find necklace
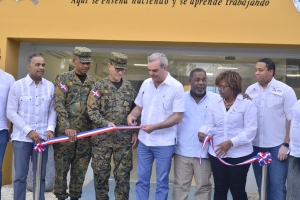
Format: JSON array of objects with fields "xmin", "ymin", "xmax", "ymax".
[{"xmin": 223, "ymin": 98, "xmax": 235, "ymax": 106}]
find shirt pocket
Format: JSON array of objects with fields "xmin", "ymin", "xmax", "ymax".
[
  {"xmin": 100, "ymin": 91, "xmax": 112, "ymax": 112},
  {"xmin": 19, "ymin": 95, "xmax": 33, "ymax": 110},
  {"xmin": 42, "ymin": 95, "xmax": 52, "ymax": 110},
  {"xmin": 161, "ymin": 97, "xmax": 173, "ymax": 111},
  {"xmin": 249, "ymin": 93, "xmax": 259, "ymax": 104},
  {"xmin": 227, "ymin": 108, "xmax": 244, "ymax": 126},
  {"xmin": 20, "ymin": 96, "xmax": 32, "ymax": 103},
  {"xmin": 267, "ymin": 93, "xmax": 283, "ymax": 108}
]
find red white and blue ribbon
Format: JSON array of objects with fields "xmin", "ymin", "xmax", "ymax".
[
  {"xmin": 33, "ymin": 126, "xmax": 141, "ymax": 152},
  {"xmin": 200, "ymin": 135, "xmax": 272, "ymax": 166}
]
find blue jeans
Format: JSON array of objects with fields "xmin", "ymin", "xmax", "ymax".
[
  {"xmin": 252, "ymin": 145, "xmax": 288, "ymax": 200},
  {"xmin": 136, "ymin": 141, "xmax": 175, "ymax": 200},
  {"xmin": 13, "ymin": 141, "xmax": 48, "ymax": 200},
  {"xmin": 0, "ymin": 129, "xmax": 8, "ymax": 200}
]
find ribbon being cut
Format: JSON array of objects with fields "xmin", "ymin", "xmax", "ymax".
[
  {"xmin": 34, "ymin": 126, "xmax": 141, "ymax": 152},
  {"xmin": 201, "ymin": 135, "xmax": 272, "ymax": 166}
]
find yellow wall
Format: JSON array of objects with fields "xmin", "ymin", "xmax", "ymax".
[{"xmin": 0, "ymin": 1, "xmax": 300, "ymax": 72}]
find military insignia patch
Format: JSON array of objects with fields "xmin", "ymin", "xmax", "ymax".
[
  {"xmin": 58, "ymin": 82, "xmax": 68, "ymax": 92},
  {"xmin": 91, "ymin": 89, "xmax": 100, "ymax": 98}
]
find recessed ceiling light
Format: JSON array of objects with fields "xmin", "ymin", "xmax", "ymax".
[
  {"xmin": 134, "ymin": 64, "xmax": 148, "ymax": 66},
  {"xmin": 207, "ymin": 73, "xmax": 213, "ymax": 76},
  {"xmin": 287, "ymin": 74, "xmax": 300, "ymax": 77},
  {"xmin": 217, "ymin": 67, "xmax": 238, "ymax": 70}
]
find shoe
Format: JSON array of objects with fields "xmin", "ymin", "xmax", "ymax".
[{"xmin": 70, "ymin": 198, "xmax": 79, "ymax": 200}]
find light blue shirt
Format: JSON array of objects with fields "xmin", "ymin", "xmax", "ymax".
[{"xmin": 175, "ymin": 90, "xmax": 219, "ymax": 158}]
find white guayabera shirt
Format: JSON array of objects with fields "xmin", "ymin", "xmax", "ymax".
[
  {"xmin": 7, "ymin": 74, "xmax": 56, "ymax": 143},
  {"xmin": 135, "ymin": 73, "xmax": 185, "ymax": 146}
]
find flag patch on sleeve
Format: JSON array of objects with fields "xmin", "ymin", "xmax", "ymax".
[
  {"xmin": 58, "ymin": 82, "xmax": 68, "ymax": 92},
  {"xmin": 91, "ymin": 89, "xmax": 100, "ymax": 98}
]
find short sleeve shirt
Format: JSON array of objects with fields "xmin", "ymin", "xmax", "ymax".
[{"xmin": 135, "ymin": 73, "xmax": 185, "ymax": 146}]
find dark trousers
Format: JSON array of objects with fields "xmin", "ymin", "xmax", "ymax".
[
  {"xmin": 209, "ymin": 153, "xmax": 252, "ymax": 200},
  {"xmin": 53, "ymin": 137, "xmax": 91, "ymax": 199},
  {"xmin": 92, "ymin": 145, "xmax": 133, "ymax": 200}
]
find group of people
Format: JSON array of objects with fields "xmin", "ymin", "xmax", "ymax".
[
  {"xmin": 175, "ymin": 58, "xmax": 299, "ymax": 200},
  {"xmin": 0, "ymin": 47, "xmax": 299, "ymax": 200}
]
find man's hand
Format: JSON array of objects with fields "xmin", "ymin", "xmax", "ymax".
[
  {"xmin": 8, "ymin": 128, "xmax": 13, "ymax": 142},
  {"xmin": 242, "ymin": 93, "xmax": 251, "ymax": 100},
  {"xmin": 65, "ymin": 129, "xmax": 77, "ymax": 142},
  {"xmin": 46, "ymin": 131, "xmax": 54, "ymax": 140},
  {"xmin": 108, "ymin": 122, "xmax": 116, "ymax": 127},
  {"xmin": 28, "ymin": 130, "xmax": 42, "ymax": 143},
  {"xmin": 141, "ymin": 124, "xmax": 157, "ymax": 134},
  {"xmin": 198, "ymin": 132, "xmax": 208, "ymax": 143},
  {"xmin": 278, "ymin": 145, "xmax": 289, "ymax": 161},
  {"xmin": 215, "ymin": 140, "xmax": 232, "ymax": 158},
  {"xmin": 131, "ymin": 133, "xmax": 138, "ymax": 149},
  {"xmin": 127, "ymin": 114, "xmax": 137, "ymax": 126}
]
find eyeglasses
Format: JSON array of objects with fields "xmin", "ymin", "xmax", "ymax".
[
  {"xmin": 218, "ymin": 85, "xmax": 230, "ymax": 91},
  {"xmin": 115, "ymin": 68, "xmax": 126, "ymax": 73},
  {"xmin": 32, "ymin": 62, "xmax": 45, "ymax": 67}
]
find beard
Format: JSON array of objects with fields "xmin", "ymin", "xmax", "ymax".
[{"xmin": 190, "ymin": 89, "xmax": 206, "ymax": 98}]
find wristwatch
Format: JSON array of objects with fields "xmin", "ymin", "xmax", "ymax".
[{"xmin": 282, "ymin": 143, "xmax": 289, "ymax": 148}]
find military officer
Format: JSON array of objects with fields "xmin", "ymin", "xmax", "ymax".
[
  {"xmin": 53, "ymin": 47, "xmax": 97, "ymax": 200},
  {"xmin": 87, "ymin": 52, "xmax": 138, "ymax": 200}
]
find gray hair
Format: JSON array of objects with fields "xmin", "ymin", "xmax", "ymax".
[
  {"xmin": 147, "ymin": 52, "xmax": 168, "ymax": 68},
  {"xmin": 28, "ymin": 52, "xmax": 43, "ymax": 64}
]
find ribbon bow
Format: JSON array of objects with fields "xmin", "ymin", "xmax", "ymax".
[{"xmin": 33, "ymin": 140, "xmax": 47, "ymax": 152}]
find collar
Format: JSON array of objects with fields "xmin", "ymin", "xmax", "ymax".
[
  {"xmin": 149, "ymin": 72, "xmax": 172, "ymax": 86},
  {"xmin": 217, "ymin": 93, "xmax": 243, "ymax": 102},
  {"xmin": 25, "ymin": 74, "xmax": 44, "ymax": 86},
  {"xmin": 71, "ymin": 70, "xmax": 84, "ymax": 84},
  {"xmin": 258, "ymin": 77, "xmax": 275, "ymax": 89},
  {"xmin": 188, "ymin": 89, "xmax": 208, "ymax": 102}
]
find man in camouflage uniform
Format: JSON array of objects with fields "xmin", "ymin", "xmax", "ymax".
[
  {"xmin": 53, "ymin": 47, "xmax": 97, "ymax": 200},
  {"xmin": 87, "ymin": 52, "xmax": 138, "ymax": 200}
]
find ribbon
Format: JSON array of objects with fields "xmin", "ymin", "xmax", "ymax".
[
  {"xmin": 200, "ymin": 135, "xmax": 272, "ymax": 166},
  {"xmin": 33, "ymin": 126, "xmax": 141, "ymax": 152}
]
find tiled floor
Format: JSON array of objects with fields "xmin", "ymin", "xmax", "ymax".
[{"xmin": 81, "ymin": 179, "xmax": 233, "ymax": 200}]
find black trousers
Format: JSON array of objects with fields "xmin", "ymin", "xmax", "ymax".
[{"xmin": 209, "ymin": 153, "xmax": 253, "ymax": 200}]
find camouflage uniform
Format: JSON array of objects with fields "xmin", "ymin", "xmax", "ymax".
[
  {"xmin": 53, "ymin": 47, "xmax": 96, "ymax": 200},
  {"xmin": 87, "ymin": 52, "xmax": 137, "ymax": 200}
]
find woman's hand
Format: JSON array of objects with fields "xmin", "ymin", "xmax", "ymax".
[
  {"xmin": 198, "ymin": 132, "xmax": 208, "ymax": 143},
  {"xmin": 215, "ymin": 140, "xmax": 233, "ymax": 157}
]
